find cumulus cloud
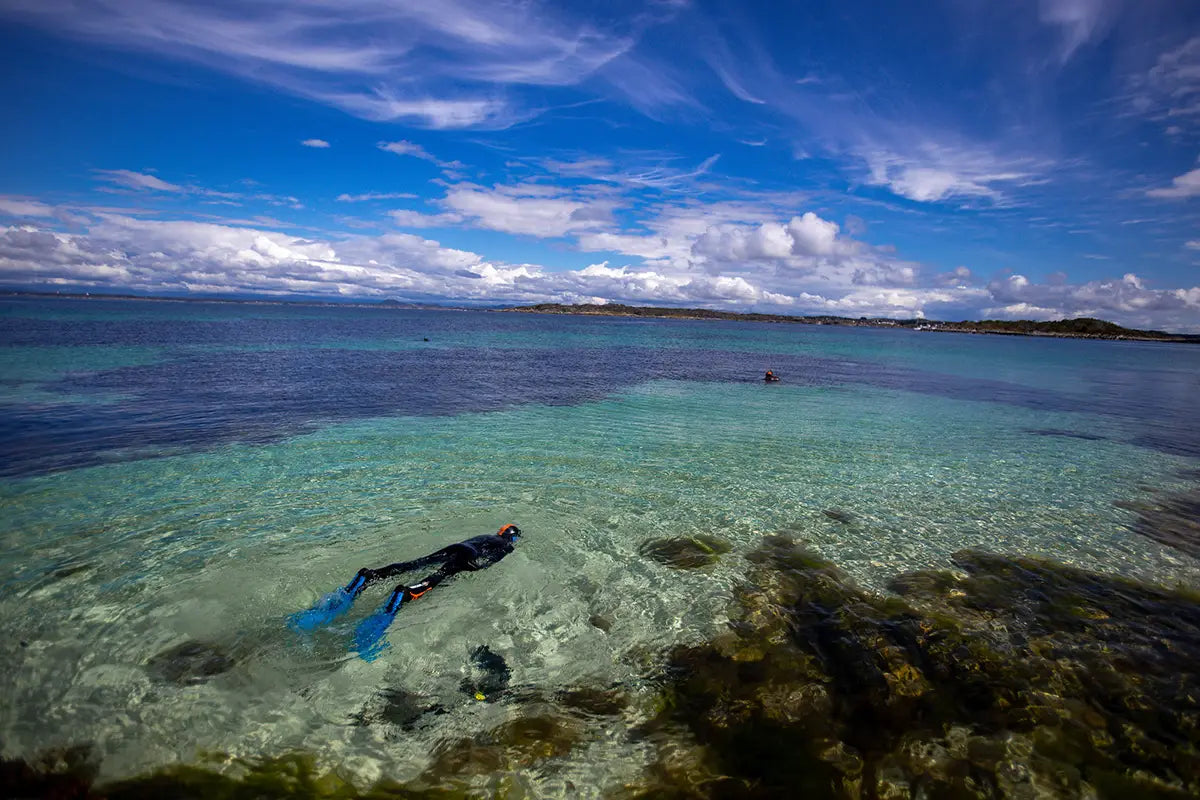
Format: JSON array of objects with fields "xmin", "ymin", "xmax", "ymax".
[
  {"xmin": 1146, "ymin": 167, "xmax": 1200, "ymax": 199},
  {"xmin": 986, "ymin": 272, "xmax": 1200, "ymax": 329},
  {"xmin": 4, "ymin": 202, "xmax": 1199, "ymax": 331},
  {"xmin": 301, "ymin": 139, "xmax": 331, "ymax": 148},
  {"xmin": 441, "ymin": 184, "xmax": 617, "ymax": 237},
  {"xmin": 689, "ymin": 212, "xmax": 844, "ymax": 264}
]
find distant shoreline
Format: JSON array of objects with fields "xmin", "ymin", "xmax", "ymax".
[
  {"xmin": 504, "ymin": 303, "xmax": 1200, "ymax": 343},
  {"xmin": 2, "ymin": 290, "xmax": 1196, "ymax": 343}
]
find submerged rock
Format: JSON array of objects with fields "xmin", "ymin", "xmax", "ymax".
[
  {"xmin": 555, "ymin": 686, "xmax": 629, "ymax": 717},
  {"xmin": 145, "ymin": 640, "xmax": 236, "ymax": 686},
  {"xmin": 1120, "ymin": 483, "xmax": 1200, "ymax": 559},
  {"xmin": 822, "ymin": 508, "xmax": 855, "ymax": 524},
  {"xmin": 589, "ymin": 614, "xmax": 613, "ymax": 632},
  {"xmin": 638, "ymin": 535, "xmax": 732, "ymax": 569},
  {"xmin": 625, "ymin": 535, "xmax": 1200, "ymax": 799}
]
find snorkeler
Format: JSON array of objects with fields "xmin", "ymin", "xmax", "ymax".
[
  {"xmin": 289, "ymin": 524, "xmax": 521, "ymax": 659},
  {"xmin": 764, "ymin": 370, "xmax": 780, "ymax": 382}
]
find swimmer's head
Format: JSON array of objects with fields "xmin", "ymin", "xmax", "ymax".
[{"xmin": 497, "ymin": 524, "xmax": 521, "ymax": 541}]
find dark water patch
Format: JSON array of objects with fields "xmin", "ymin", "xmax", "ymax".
[
  {"xmin": 626, "ymin": 536, "xmax": 1200, "ymax": 798},
  {"xmin": 1132, "ymin": 430, "xmax": 1200, "ymax": 459},
  {"xmin": 145, "ymin": 640, "xmax": 237, "ymax": 686},
  {"xmin": 639, "ymin": 535, "xmax": 732, "ymax": 569},
  {"xmin": 4, "ymin": 301, "xmax": 1200, "ymax": 476},
  {"xmin": 1025, "ymin": 427, "xmax": 1108, "ymax": 442},
  {"xmin": 1120, "ymin": 484, "xmax": 1200, "ymax": 559},
  {"xmin": 0, "ymin": 348, "xmax": 1092, "ymax": 478}
]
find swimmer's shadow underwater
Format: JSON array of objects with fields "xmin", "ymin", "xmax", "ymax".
[
  {"xmin": 351, "ymin": 645, "xmax": 517, "ymax": 735},
  {"xmin": 288, "ymin": 525, "xmax": 522, "ymax": 661}
]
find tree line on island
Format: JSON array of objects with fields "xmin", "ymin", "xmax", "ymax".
[{"xmin": 504, "ymin": 303, "xmax": 1200, "ymax": 343}]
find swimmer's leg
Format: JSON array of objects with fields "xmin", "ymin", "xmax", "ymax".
[
  {"xmin": 288, "ymin": 554, "xmax": 445, "ymax": 632},
  {"xmin": 354, "ymin": 566, "xmax": 456, "ymax": 661}
]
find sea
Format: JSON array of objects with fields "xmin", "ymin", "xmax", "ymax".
[{"xmin": 1, "ymin": 295, "xmax": 1198, "ymax": 794}]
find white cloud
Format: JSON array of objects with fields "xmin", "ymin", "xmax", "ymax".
[
  {"xmin": 94, "ymin": 169, "xmax": 184, "ymax": 193},
  {"xmin": 388, "ymin": 209, "xmax": 464, "ymax": 228},
  {"xmin": 540, "ymin": 153, "xmax": 721, "ymax": 190},
  {"xmin": 0, "ymin": 0, "xmax": 680, "ymax": 128},
  {"xmin": 442, "ymin": 184, "xmax": 616, "ymax": 237},
  {"xmin": 1146, "ymin": 167, "xmax": 1200, "ymax": 199},
  {"xmin": 0, "ymin": 197, "xmax": 56, "ymax": 217},
  {"xmin": 1145, "ymin": 36, "xmax": 1200, "ymax": 124},
  {"xmin": 864, "ymin": 148, "xmax": 1035, "ymax": 204},
  {"xmin": 301, "ymin": 139, "xmax": 331, "ymax": 148},
  {"xmin": 377, "ymin": 140, "xmax": 461, "ymax": 169},
  {"xmin": 787, "ymin": 212, "xmax": 840, "ymax": 256},
  {"xmin": 1186, "ymin": 240, "xmax": 1200, "ymax": 250},
  {"xmin": 4, "ymin": 200, "xmax": 1200, "ymax": 331},
  {"xmin": 336, "ymin": 192, "xmax": 419, "ymax": 202},
  {"xmin": 986, "ymin": 271, "xmax": 1200, "ymax": 328},
  {"xmin": 1038, "ymin": 0, "xmax": 1118, "ymax": 64}
]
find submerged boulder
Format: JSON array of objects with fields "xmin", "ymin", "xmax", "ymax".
[
  {"xmin": 638, "ymin": 535, "xmax": 732, "ymax": 569},
  {"xmin": 145, "ymin": 640, "xmax": 236, "ymax": 686}
]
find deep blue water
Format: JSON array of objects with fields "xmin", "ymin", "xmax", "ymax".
[{"xmin": 3, "ymin": 297, "xmax": 1198, "ymax": 478}]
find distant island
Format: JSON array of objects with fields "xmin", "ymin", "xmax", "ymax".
[{"xmin": 504, "ymin": 303, "xmax": 1200, "ymax": 343}]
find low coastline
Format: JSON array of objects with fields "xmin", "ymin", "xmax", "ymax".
[{"xmin": 505, "ymin": 302, "xmax": 1200, "ymax": 343}]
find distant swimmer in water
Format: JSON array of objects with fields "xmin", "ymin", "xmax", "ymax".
[
  {"xmin": 764, "ymin": 370, "xmax": 781, "ymax": 382},
  {"xmin": 289, "ymin": 524, "xmax": 522, "ymax": 659}
]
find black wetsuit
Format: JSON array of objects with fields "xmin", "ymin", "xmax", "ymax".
[{"xmin": 347, "ymin": 530, "xmax": 518, "ymax": 614}]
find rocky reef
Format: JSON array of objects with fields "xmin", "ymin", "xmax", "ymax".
[
  {"xmin": 624, "ymin": 535, "xmax": 1200, "ymax": 798},
  {"xmin": 5, "ymin": 535, "xmax": 1200, "ymax": 799}
]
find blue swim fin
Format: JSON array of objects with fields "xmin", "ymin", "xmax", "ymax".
[
  {"xmin": 354, "ymin": 601, "xmax": 400, "ymax": 662},
  {"xmin": 287, "ymin": 574, "xmax": 367, "ymax": 632}
]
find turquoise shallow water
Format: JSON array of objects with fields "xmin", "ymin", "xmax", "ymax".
[{"xmin": 1, "ymin": 298, "xmax": 1198, "ymax": 792}]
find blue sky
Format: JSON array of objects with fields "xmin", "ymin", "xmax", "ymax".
[{"xmin": 1, "ymin": 0, "xmax": 1199, "ymax": 330}]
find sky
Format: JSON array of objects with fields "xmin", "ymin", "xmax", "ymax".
[{"xmin": 1, "ymin": 1, "xmax": 1199, "ymax": 331}]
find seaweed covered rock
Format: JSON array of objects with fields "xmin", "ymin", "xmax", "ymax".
[
  {"xmin": 639, "ymin": 535, "xmax": 732, "ymax": 569},
  {"xmin": 626, "ymin": 536, "xmax": 1200, "ymax": 799},
  {"xmin": 0, "ymin": 744, "xmax": 96, "ymax": 800}
]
